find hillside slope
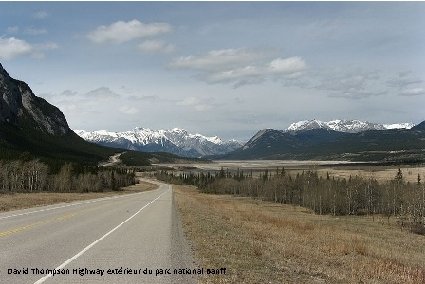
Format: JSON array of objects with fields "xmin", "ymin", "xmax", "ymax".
[
  {"xmin": 0, "ymin": 63, "xmax": 188, "ymax": 167},
  {"xmin": 224, "ymin": 126, "xmax": 425, "ymax": 162}
]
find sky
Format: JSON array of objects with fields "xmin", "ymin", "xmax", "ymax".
[{"xmin": 0, "ymin": 2, "xmax": 424, "ymax": 140}]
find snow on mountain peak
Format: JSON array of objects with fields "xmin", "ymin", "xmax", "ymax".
[
  {"xmin": 286, "ymin": 119, "xmax": 415, "ymax": 133},
  {"xmin": 75, "ymin": 127, "xmax": 242, "ymax": 157},
  {"xmin": 287, "ymin": 119, "xmax": 330, "ymax": 131},
  {"xmin": 287, "ymin": 120, "xmax": 309, "ymax": 131},
  {"xmin": 383, "ymin": 123, "xmax": 415, "ymax": 130},
  {"xmin": 170, "ymin": 127, "xmax": 187, "ymax": 133}
]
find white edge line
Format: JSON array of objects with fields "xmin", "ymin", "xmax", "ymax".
[
  {"xmin": 0, "ymin": 188, "xmax": 156, "ymax": 221},
  {"xmin": 33, "ymin": 188, "xmax": 169, "ymax": 284}
]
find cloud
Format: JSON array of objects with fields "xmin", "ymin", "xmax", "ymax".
[
  {"xmin": 269, "ymin": 57, "xmax": 306, "ymax": 74},
  {"xmin": 0, "ymin": 37, "xmax": 58, "ymax": 60},
  {"xmin": 5, "ymin": 26, "xmax": 48, "ymax": 36},
  {"xmin": 328, "ymin": 90, "xmax": 387, "ymax": 99},
  {"xmin": 43, "ymin": 87, "xmax": 125, "ymax": 117},
  {"xmin": 312, "ymin": 69, "xmax": 425, "ymax": 99},
  {"xmin": 176, "ymin": 96, "xmax": 217, "ymax": 111},
  {"xmin": 31, "ymin": 42, "xmax": 58, "ymax": 59},
  {"xmin": 207, "ymin": 66, "xmax": 260, "ymax": 82},
  {"xmin": 177, "ymin": 97, "xmax": 199, "ymax": 106},
  {"xmin": 35, "ymin": 42, "xmax": 59, "ymax": 50},
  {"xmin": 384, "ymin": 71, "xmax": 425, "ymax": 97},
  {"xmin": 128, "ymin": 95, "xmax": 159, "ymax": 102},
  {"xmin": 138, "ymin": 40, "xmax": 174, "ymax": 53},
  {"xmin": 88, "ymin": 20, "xmax": 171, "ymax": 44},
  {"xmin": 60, "ymin": 90, "xmax": 78, "ymax": 97},
  {"xmin": 85, "ymin": 87, "xmax": 121, "ymax": 99},
  {"xmin": 205, "ymin": 57, "xmax": 306, "ymax": 87},
  {"xmin": 45, "ymin": 87, "xmax": 150, "ymax": 104},
  {"xmin": 170, "ymin": 48, "xmax": 265, "ymax": 71},
  {"xmin": 309, "ymin": 70, "xmax": 390, "ymax": 99},
  {"xmin": 6, "ymin": 26, "xmax": 19, "ymax": 34},
  {"xmin": 386, "ymin": 72, "xmax": 423, "ymax": 89},
  {"xmin": 400, "ymin": 88, "xmax": 425, "ymax": 96},
  {"xmin": 119, "ymin": 106, "xmax": 139, "ymax": 114},
  {"xmin": 170, "ymin": 48, "xmax": 306, "ymax": 87},
  {"xmin": 0, "ymin": 37, "xmax": 32, "ymax": 60},
  {"xmin": 314, "ymin": 71, "xmax": 379, "ymax": 92},
  {"xmin": 25, "ymin": 27, "xmax": 48, "ymax": 36},
  {"xmin": 42, "ymin": 88, "xmax": 121, "ymax": 104},
  {"xmin": 33, "ymin": 11, "xmax": 48, "ymax": 20}
]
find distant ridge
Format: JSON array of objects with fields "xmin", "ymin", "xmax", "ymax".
[
  {"xmin": 75, "ymin": 128, "xmax": 242, "ymax": 158},
  {"xmin": 223, "ymin": 119, "xmax": 425, "ymax": 162},
  {"xmin": 286, "ymin": 119, "xmax": 415, "ymax": 133},
  {"xmin": 412, "ymin": 121, "xmax": 425, "ymax": 131}
]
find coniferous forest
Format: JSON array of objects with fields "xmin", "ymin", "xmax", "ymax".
[{"xmin": 156, "ymin": 168, "xmax": 425, "ymax": 234}]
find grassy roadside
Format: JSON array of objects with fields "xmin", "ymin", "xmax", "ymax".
[
  {"xmin": 174, "ymin": 185, "xmax": 425, "ymax": 283},
  {"xmin": 0, "ymin": 181, "xmax": 158, "ymax": 212}
]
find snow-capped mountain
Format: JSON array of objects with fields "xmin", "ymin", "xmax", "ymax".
[
  {"xmin": 287, "ymin": 119, "xmax": 415, "ymax": 133},
  {"xmin": 226, "ymin": 119, "xmax": 425, "ymax": 161},
  {"xmin": 383, "ymin": 123, "xmax": 415, "ymax": 130},
  {"xmin": 74, "ymin": 128, "xmax": 242, "ymax": 158}
]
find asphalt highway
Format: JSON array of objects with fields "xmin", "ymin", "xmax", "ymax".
[{"xmin": 0, "ymin": 180, "xmax": 196, "ymax": 284}]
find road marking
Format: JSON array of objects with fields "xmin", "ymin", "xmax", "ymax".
[
  {"xmin": 0, "ymin": 204, "xmax": 107, "ymax": 239},
  {"xmin": 0, "ymin": 221, "xmax": 45, "ymax": 238},
  {"xmin": 0, "ymin": 189, "xmax": 154, "ymax": 221},
  {"xmin": 0, "ymin": 212, "xmax": 79, "ymax": 238},
  {"xmin": 34, "ymin": 188, "xmax": 169, "ymax": 284}
]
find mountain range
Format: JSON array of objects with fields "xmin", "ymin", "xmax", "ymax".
[
  {"xmin": 223, "ymin": 121, "xmax": 425, "ymax": 162},
  {"xmin": 76, "ymin": 119, "xmax": 419, "ymax": 161},
  {"xmin": 286, "ymin": 119, "xmax": 414, "ymax": 133},
  {"xmin": 75, "ymin": 128, "xmax": 242, "ymax": 158}
]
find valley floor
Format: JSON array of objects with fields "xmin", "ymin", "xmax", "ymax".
[
  {"xmin": 174, "ymin": 185, "xmax": 425, "ymax": 283},
  {"xmin": 162, "ymin": 160, "xmax": 425, "ymax": 184}
]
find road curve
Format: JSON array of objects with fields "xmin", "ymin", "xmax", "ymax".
[
  {"xmin": 0, "ymin": 180, "xmax": 196, "ymax": 284},
  {"xmin": 101, "ymin": 152, "xmax": 125, "ymax": 167}
]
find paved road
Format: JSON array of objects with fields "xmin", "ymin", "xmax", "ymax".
[{"xmin": 0, "ymin": 180, "xmax": 196, "ymax": 284}]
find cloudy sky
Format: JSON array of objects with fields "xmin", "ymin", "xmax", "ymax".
[{"xmin": 0, "ymin": 2, "xmax": 424, "ymax": 140}]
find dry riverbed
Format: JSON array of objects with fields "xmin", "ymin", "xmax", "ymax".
[{"xmin": 174, "ymin": 185, "xmax": 425, "ymax": 283}]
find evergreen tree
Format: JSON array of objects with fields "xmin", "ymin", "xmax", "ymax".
[{"xmin": 395, "ymin": 168, "xmax": 403, "ymax": 183}]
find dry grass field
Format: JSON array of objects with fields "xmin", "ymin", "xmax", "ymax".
[
  {"xmin": 0, "ymin": 181, "xmax": 157, "ymax": 212},
  {"xmin": 313, "ymin": 166, "xmax": 425, "ymax": 184},
  {"xmin": 174, "ymin": 185, "xmax": 425, "ymax": 283},
  {"xmin": 162, "ymin": 161, "xmax": 425, "ymax": 184}
]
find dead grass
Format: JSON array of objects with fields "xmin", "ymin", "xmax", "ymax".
[
  {"xmin": 167, "ymin": 162, "xmax": 425, "ymax": 184},
  {"xmin": 0, "ymin": 181, "xmax": 158, "ymax": 212},
  {"xmin": 174, "ymin": 185, "xmax": 425, "ymax": 283},
  {"xmin": 313, "ymin": 166, "xmax": 425, "ymax": 184}
]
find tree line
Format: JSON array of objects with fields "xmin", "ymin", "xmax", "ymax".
[
  {"xmin": 0, "ymin": 160, "xmax": 136, "ymax": 193},
  {"xmin": 156, "ymin": 167, "xmax": 425, "ymax": 234}
]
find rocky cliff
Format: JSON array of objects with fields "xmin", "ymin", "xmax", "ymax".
[{"xmin": 0, "ymin": 63, "xmax": 69, "ymax": 135}]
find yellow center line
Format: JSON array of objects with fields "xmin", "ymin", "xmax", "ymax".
[
  {"xmin": 0, "ymin": 202, "xmax": 111, "ymax": 239},
  {"xmin": 0, "ymin": 221, "xmax": 45, "ymax": 238}
]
